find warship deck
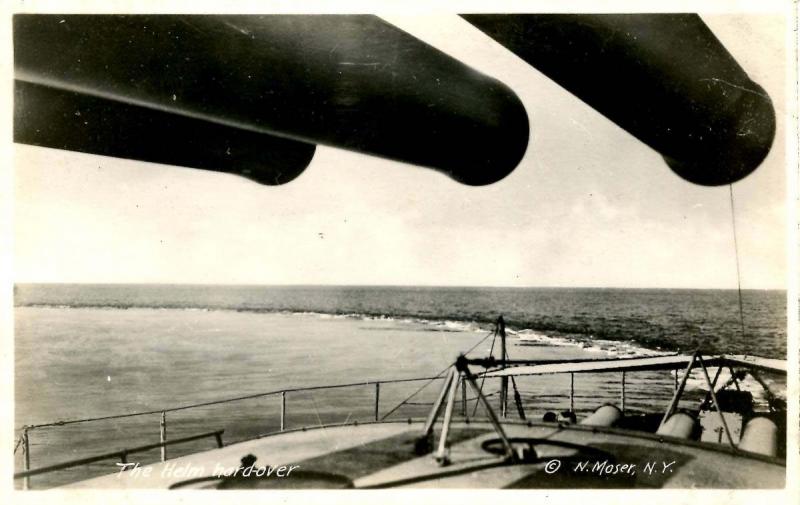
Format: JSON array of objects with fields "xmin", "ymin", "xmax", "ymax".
[{"xmin": 63, "ymin": 420, "xmax": 785, "ymax": 489}]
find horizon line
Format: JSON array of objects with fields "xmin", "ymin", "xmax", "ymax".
[{"xmin": 11, "ymin": 281, "xmax": 787, "ymax": 291}]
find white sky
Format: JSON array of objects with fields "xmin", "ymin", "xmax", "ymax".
[{"xmin": 11, "ymin": 13, "xmax": 790, "ymax": 289}]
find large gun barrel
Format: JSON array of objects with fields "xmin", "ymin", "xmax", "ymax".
[
  {"xmin": 463, "ymin": 14, "xmax": 776, "ymax": 186},
  {"xmin": 14, "ymin": 15, "xmax": 529, "ymax": 186}
]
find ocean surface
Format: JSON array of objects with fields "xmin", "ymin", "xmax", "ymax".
[
  {"xmin": 13, "ymin": 284, "xmax": 788, "ymax": 488},
  {"xmin": 15, "ymin": 283, "xmax": 787, "ymax": 356}
]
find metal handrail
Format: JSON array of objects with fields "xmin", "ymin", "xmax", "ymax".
[
  {"xmin": 19, "ymin": 375, "xmax": 442, "ymax": 430},
  {"xmin": 11, "ymin": 369, "xmax": 648, "ymax": 485},
  {"xmin": 13, "ymin": 362, "xmax": 700, "ymax": 491},
  {"xmin": 14, "ymin": 429, "xmax": 224, "ymax": 480},
  {"xmin": 14, "ymin": 374, "xmax": 448, "ymax": 489},
  {"xmin": 12, "ymin": 318, "xmax": 498, "ymax": 490}
]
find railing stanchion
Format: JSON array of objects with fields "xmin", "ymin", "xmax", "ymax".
[
  {"xmin": 374, "ymin": 382, "xmax": 380, "ymax": 422},
  {"xmin": 621, "ymin": 371, "xmax": 626, "ymax": 414},
  {"xmin": 499, "ymin": 317, "xmax": 508, "ymax": 418},
  {"xmin": 160, "ymin": 411, "xmax": 167, "ymax": 462},
  {"xmin": 214, "ymin": 432, "xmax": 224, "ymax": 448},
  {"xmin": 22, "ymin": 428, "xmax": 30, "ymax": 490},
  {"xmin": 461, "ymin": 376, "xmax": 467, "ymax": 418},
  {"xmin": 280, "ymin": 391, "xmax": 286, "ymax": 432},
  {"xmin": 569, "ymin": 373, "xmax": 575, "ymax": 412}
]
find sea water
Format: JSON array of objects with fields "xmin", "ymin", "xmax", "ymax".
[{"xmin": 13, "ymin": 284, "xmax": 787, "ymax": 488}]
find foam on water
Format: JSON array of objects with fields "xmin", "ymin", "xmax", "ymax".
[
  {"xmin": 15, "ymin": 284, "xmax": 787, "ymax": 358},
  {"xmin": 510, "ymin": 327, "xmax": 670, "ymax": 358}
]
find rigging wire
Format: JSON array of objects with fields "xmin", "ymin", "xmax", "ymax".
[
  {"xmin": 379, "ymin": 326, "xmax": 496, "ymax": 421},
  {"xmin": 728, "ymin": 184, "xmax": 747, "ymax": 357},
  {"xmin": 471, "ymin": 326, "xmax": 499, "ymax": 416},
  {"xmin": 510, "ymin": 376, "xmax": 527, "ymax": 420}
]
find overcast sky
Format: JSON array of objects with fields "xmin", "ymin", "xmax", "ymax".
[{"xmin": 12, "ymin": 13, "xmax": 789, "ymax": 289}]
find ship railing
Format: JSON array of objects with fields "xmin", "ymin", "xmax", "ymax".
[
  {"xmin": 13, "ymin": 365, "xmax": 672, "ymax": 489},
  {"xmin": 15, "ymin": 373, "xmax": 491, "ymax": 489},
  {"xmin": 14, "ymin": 429, "xmax": 225, "ymax": 482},
  {"xmin": 14, "ymin": 364, "xmax": 692, "ymax": 490},
  {"xmin": 14, "ymin": 319, "xmax": 506, "ymax": 490},
  {"xmin": 15, "ymin": 359, "xmax": 737, "ymax": 490}
]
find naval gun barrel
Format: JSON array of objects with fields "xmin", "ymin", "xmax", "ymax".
[
  {"xmin": 463, "ymin": 14, "xmax": 776, "ymax": 186},
  {"xmin": 14, "ymin": 15, "xmax": 529, "ymax": 186}
]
